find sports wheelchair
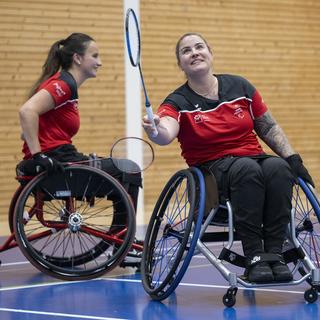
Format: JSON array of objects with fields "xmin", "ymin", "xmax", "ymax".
[
  {"xmin": 141, "ymin": 167, "xmax": 320, "ymax": 307},
  {"xmin": 0, "ymin": 163, "xmax": 143, "ymax": 280}
]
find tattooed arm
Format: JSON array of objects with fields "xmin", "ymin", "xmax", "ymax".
[
  {"xmin": 253, "ymin": 111, "xmax": 295, "ymax": 158},
  {"xmin": 254, "ymin": 111, "xmax": 315, "ymax": 186}
]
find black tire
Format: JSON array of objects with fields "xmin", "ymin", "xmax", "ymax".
[
  {"xmin": 293, "ymin": 179, "xmax": 320, "ymax": 273},
  {"xmin": 223, "ymin": 287, "xmax": 238, "ymax": 308},
  {"xmin": 8, "ymin": 185, "xmax": 24, "ymax": 233},
  {"xmin": 304, "ymin": 288, "xmax": 318, "ymax": 303},
  {"xmin": 141, "ymin": 168, "xmax": 205, "ymax": 300},
  {"xmin": 223, "ymin": 293, "xmax": 236, "ymax": 308},
  {"xmin": 13, "ymin": 165, "xmax": 136, "ymax": 280}
]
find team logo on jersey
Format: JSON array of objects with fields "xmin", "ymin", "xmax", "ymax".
[
  {"xmin": 53, "ymin": 82, "xmax": 66, "ymax": 97},
  {"xmin": 194, "ymin": 113, "xmax": 209, "ymax": 124},
  {"xmin": 234, "ymin": 106, "xmax": 244, "ymax": 119}
]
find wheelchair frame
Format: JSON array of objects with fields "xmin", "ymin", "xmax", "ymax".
[
  {"xmin": 141, "ymin": 167, "xmax": 320, "ymax": 307},
  {"xmin": 0, "ymin": 164, "xmax": 143, "ymax": 280}
]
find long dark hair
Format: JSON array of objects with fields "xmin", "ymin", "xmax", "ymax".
[{"xmin": 28, "ymin": 33, "xmax": 94, "ymax": 97}]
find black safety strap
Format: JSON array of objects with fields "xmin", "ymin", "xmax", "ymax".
[
  {"xmin": 218, "ymin": 247, "xmax": 247, "ymax": 268},
  {"xmin": 282, "ymin": 246, "xmax": 305, "ymax": 264},
  {"xmin": 246, "ymin": 253, "xmax": 283, "ymax": 268}
]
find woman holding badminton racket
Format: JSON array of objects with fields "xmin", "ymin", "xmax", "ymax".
[
  {"xmin": 17, "ymin": 33, "xmax": 142, "ymax": 215},
  {"xmin": 142, "ymin": 32, "xmax": 314, "ymax": 283}
]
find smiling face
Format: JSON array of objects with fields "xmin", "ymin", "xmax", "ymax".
[
  {"xmin": 177, "ymin": 34, "xmax": 213, "ymax": 77},
  {"xmin": 78, "ymin": 41, "xmax": 102, "ymax": 78}
]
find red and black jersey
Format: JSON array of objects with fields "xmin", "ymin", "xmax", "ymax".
[
  {"xmin": 158, "ymin": 74, "xmax": 268, "ymax": 166},
  {"xmin": 22, "ymin": 70, "xmax": 80, "ymax": 159}
]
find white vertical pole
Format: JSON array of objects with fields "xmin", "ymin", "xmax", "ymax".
[{"xmin": 123, "ymin": 0, "xmax": 144, "ymax": 226}]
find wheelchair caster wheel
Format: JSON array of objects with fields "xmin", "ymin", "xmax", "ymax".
[
  {"xmin": 223, "ymin": 287, "xmax": 237, "ymax": 307},
  {"xmin": 223, "ymin": 293, "xmax": 236, "ymax": 307},
  {"xmin": 304, "ymin": 288, "xmax": 318, "ymax": 303}
]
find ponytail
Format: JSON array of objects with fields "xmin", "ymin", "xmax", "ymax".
[
  {"xmin": 28, "ymin": 40, "xmax": 62, "ymax": 98},
  {"xmin": 28, "ymin": 33, "xmax": 94, "ymax": 98}
]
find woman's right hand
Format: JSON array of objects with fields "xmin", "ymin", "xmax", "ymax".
[
  {"xmin": 142, "ymin": 114, "xmax": 160, "ymax": 137},
  {"xmin": 32, "ymin": 152, "xmax": 64, "ymax": 174},
  {"xmin": 141, "ymin": 114, "xmax": 180, "ymax": 145}
]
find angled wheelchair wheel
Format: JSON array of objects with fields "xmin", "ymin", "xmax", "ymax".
[
  {"xmin": 293, "ymin": 178, "xmax": 320, "ymax": 271},
  {"xmin": 141, "ymin": 167, "xmax": 205, "ymax": 300},
  {"xmin": 13, "ymin": 165, "xmax": 136, "ymax": 280},
  {"xmin": 8, "ymin": 184, "xmax": 24, "ymax": 233}
]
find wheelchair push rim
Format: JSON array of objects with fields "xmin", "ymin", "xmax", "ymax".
[
  {"xmin": 141, "ymin": 168, "xmax": 205, "ymax": 300},
  {"xmin": 293, "ymin": 179, "xmax": 320, "ymax": 271}
]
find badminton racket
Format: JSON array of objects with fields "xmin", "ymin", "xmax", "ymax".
[
  {"xmin": 110, "ymin": 137, "xmax": 154, "ymax": 174},
  {"xmin": 125, "ymin": 8, "xmax": 158, "ymax": 137}
]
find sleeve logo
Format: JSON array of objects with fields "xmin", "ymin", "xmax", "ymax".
[{"xmin": 53, "ymin": 82, "xmax": 66, "ymax": 97}]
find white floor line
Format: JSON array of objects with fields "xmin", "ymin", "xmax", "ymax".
[
  {"xmin": 0, "ymin": 308, "xmax": 127, "ymax": 320},
  {"xmin": 177, "ymin": 282, "xmax": 305, "ymax": 295},
  {"xmin": 188, "ymin": 263, "xmax": 216, "ymax": 269},
  {"xmin": 101, "ymin": 278, "xmax": 306, "ymax": 295},
  {"xmin": 1, "ymin": 261, "xmax": 29, "ymax": 267},
  {"xmin": 0, "ymin": 279, "xmax": 95, "ymax": 292},
  {"xmin": 0, "ymin": 272, "xmax": 305, "ymax": 296}
]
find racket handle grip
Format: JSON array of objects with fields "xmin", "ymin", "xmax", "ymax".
[{"xmin": 146, "ymin": 105, "xmax": 158, "ymax": 137}]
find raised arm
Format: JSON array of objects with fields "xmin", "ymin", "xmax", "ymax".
[{"xmin": 142, "ymin": 114, "xmax": 180, "ymax": 145}]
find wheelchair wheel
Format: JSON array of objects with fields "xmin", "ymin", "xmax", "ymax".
[
  {"xmin": 141, "ymin": 167, "xmax": 205, "ymax": 300},
  {"xmin": 8, "ymin": 185, "xmax": 24, "ymax": 233},
  {"xmin": 293, "ymin": 179, "xmax": 320, "ymax": 271},
  {"xmin": 13, "ymin": 165, "xmax": 136, "ymax": 280}
]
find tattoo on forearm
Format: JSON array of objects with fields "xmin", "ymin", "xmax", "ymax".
[
  {"xmin": 254, "ymin": 112, "xmax": 275, "ymax": 136},
  {"xmin": 254, "ymin": 112, "xmax": 294, "ymax": 158}
]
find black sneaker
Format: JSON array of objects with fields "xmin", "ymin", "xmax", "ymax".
[
  {"xmin": 245, "ymin": 262, "xmax": 274, "ymax": 283},
  {"xmin": 270, "ymin": 261, "xmax": 293, "ymax": 281}
]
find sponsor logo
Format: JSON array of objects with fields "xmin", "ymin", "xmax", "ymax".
[
  {"xmin": 234, "ymin": 105, "xmax": 244, "ymax": 118},
  {"xmin": 194, "ymin": 113, "xmax": 209, "ymax": 124},
  {"xmin": 53, "ymin": 82, "xmax": 66, "ymax": 97},
  {"xmin": 229, "ymin": 253, "xmax": 236, "ymax": 262},
  {"xmin": 251, "ymin": 256, "xmax": 261, "ymax": 264}
]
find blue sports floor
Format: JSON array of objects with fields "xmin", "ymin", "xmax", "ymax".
[{"xmin": 0, "ymin": 238, "xmax": 319, "ymax": 320}]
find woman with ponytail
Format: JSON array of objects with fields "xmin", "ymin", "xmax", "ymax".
[
  {"xmin": 19, "ymin": 33, "xmax": 99, "ymax": 162},
  {"xmin": 17, "ymin": 33, "xmax": 141, "ymax": 212}
]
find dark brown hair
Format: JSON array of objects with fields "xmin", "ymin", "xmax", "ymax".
[{"xmin": 29, "ymin": 33, "xmax": 94, "ymax": 97}]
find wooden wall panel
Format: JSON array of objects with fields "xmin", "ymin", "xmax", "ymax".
[
  {"xmin": 141, "ymin": 0, "xmax": 320, "ymax": 215},
  {"xmin": 0, "ymin": 0, "xmax": 126, "ymax": 232},
  {"xmin": 0, "ymin": 0, "xmax": 319, "ymax": 232}
]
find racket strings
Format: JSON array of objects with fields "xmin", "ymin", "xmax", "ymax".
[
  {"xmin": 126, "ymin": 9, "xmax": 141, "ymax": 67},
  {"xmin": 110, "ymin": 137, "xmax": 154, "ymax": 174}
]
